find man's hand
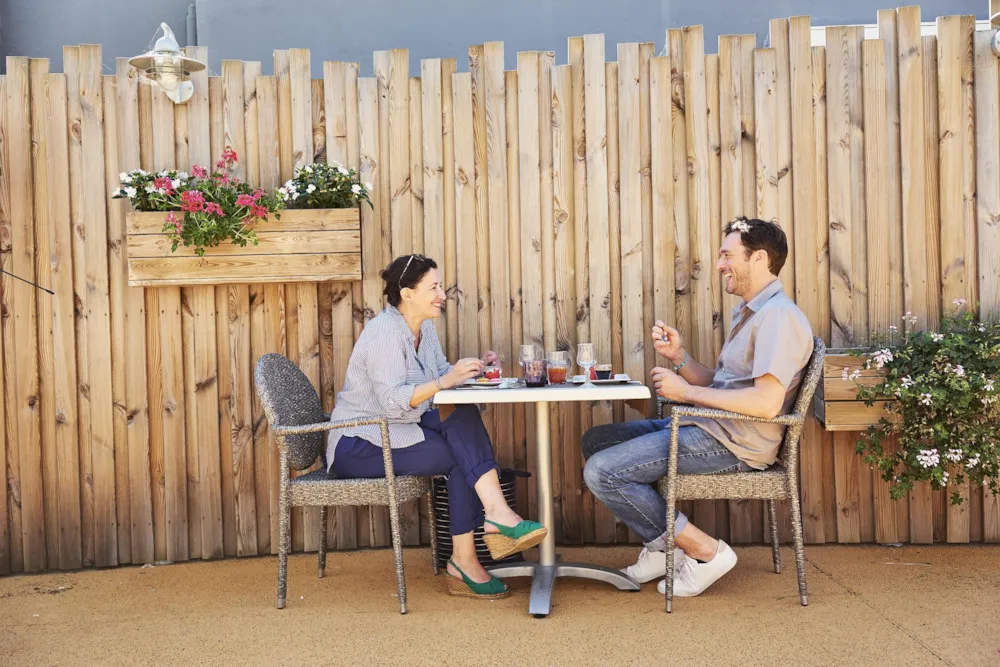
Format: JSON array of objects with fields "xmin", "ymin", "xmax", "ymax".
[
  {"xmin": 481, "ymin": 350, "xmax": 499, "ymax": 366},
  {"xmin": 651, "ymin": 366, "xmax": 690, "ymax": 402},
  {"xmin": 652, "ymin": 320, "xmax": 684, "ymax": 365},
  {"xmin": 443, "ymin": 358, "xmax": 485, "ymax": 389}
]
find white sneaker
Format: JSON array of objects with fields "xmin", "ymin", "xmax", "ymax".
[
  {"xmin": 621, "ymin": 547, "xmax": 693, "ymax": 584},
  {"xmin": 657, "ymin": 540, "xmax": 737, "ymax": 597}
]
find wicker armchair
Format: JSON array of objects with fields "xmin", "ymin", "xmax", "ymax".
[
  {"xmin": 657, "ymin": 336, "xmax": 825, "ymax": 612},
  {"xmin": 253, "ymin": 353, "xmax": 438, "ymax": 615}
]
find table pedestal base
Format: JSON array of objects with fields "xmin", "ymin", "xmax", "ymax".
[{"xmin": 487, "ymin": 562, "xmax": 640, "ymax": 617}]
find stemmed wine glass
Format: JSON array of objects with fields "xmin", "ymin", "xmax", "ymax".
[{"xmin": 577, "ymin": 343, "xmax": 596, "ymax": 388}]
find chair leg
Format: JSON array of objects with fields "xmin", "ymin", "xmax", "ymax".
[
  {"xmin": 277, "ymin": 484, "xmax": 290, "ymax": 609},
  {"xmin": 318, "ymin": 506, "xmax": 328, "ymax": 579},
  {"xmin": 788, "ymin": 488, "xmax": 810, "ymax": 606},
  {"xmin": 386, "ymin": 501, "xmax": 408, "ymax": 615},
  {"xmin": 768, "ymin": 500, "xmax": 781, "ymax": 574},
  {"xmin": 427, "ymin": 492, "xmax": 439, "ymax": 575},
  {"xmin": 665, "ymin": 494, "xmax": 677, "ymax": 614}
]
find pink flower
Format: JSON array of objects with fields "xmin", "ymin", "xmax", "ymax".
[
  {"xmin": 153, "ymin": 176, "xmax": 174, "ymax": 195},
  {"xmin": 217, "ymin": 148, "xmax": 239, "ymax": 169},
  {"xmin": 214, "ymin": 174, "xmax": 230, "ymax": 185},
  {"xmin": 191, "ymin": 165, "xmax": 208, "ymax": 179},
  {"xmin": 180, "ymin": 190, "xmax": 205, "ymax": 212},
  {"xmin": 236, "ymin": 194, "xmax": 256, "ymax": 207},
  {"xmin": 253, "ymin": 188, "xmax": 266, "ymax": 200},
  {"xmin": 251, "ymin": 204, "xmax": 268, "ymax": 219},
  {"xmin": 165, "ymin": 212, "xmax": 182, "ymax": 233},
  {"xmin": 205, "ymin": 202, "xmax": 224, "ymax": 216}
]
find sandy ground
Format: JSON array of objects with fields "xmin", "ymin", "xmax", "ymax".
[{"xmin": 1, "ymin": 544, "xmax": 998, "ymax": 666}]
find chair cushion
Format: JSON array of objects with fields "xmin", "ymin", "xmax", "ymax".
[
  {"xmin": 658, "ymin": 465, "xmax": 790, "ymax": 501},
  {"xmin": 289, "ymin": 468, "xmax": 431, "ymax": 507},
  {"xmin": 254, "ymin": 353, "xmax": 327, "ymax": 470}
]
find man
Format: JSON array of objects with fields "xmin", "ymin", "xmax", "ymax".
[{"xmin": 582, "ymin": 217, "xmax": 813, "ymax": 597}]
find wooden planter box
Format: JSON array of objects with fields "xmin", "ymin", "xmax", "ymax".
[
  {"xmin": 813, "ymin": 351, "xmax": 900, "ymax": 431},
  {"xmin": 125, "ymin": 208, "xmax": 362, "ymax": 287}
]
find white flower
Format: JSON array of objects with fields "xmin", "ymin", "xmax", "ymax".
[
  {"xmin": 338, "ymin": 167, "xmax": 350, "ymax": 176},
  {"xmin": 889, "ymin": 325, "xmax": 898, "ymax": 332},
  {"xmin": 351, "ymin": 183, "xmax": 362, "ymax": 195},
  {"xmin": 171, "ymin": 179, "xmax": 181, "ymax": 190},
  {"xmin": 978, "ymin": 325, "xmax": 986, "ymax": 333},
  {"xmin": 158, "ymin": 170, "xmax": 168, "ymax": 177},
  {"xmin": 941, "ymin": 471, "xmax": 950, "ymax": 485},
  {"xmin": 954, "ymin": 364, "xmax": 965, "ymax": 377},
  {"xmin": 984, "ymin": 380, "xmax": 995, "ymax": 392},
  {"xmin": 120, "ymin": 172, "xmax": 132, "ymax": 183},
  {"xmin": 984, "ymin": 397, "xmax": 996, "ymax": 406},
  {"xmin": 841, "ymin": 368, "xmax": 849, "ymax": 381},
  {"xmin": 952, "ymin": 298, "xmax": 967, "ymax": 307},
  {"xmin": 931, "ymin": 333, "xmax": 944, "ymax": 343},
  {"xmin": 145, "ymin": 185, "xmax": 156, "ymax": 193},
  {"xmin": 124, "ymin": 186, "xmax": 137, "ymax": 198},
  {"xmin": 946, "ymin": 449, "xmax": 964, "ymax": 463},
  {"xmin": 901, "ymin": 376, "xmax": 914, "ymax": 389},
  {"xmin": 304, "ymin": 165, "xmax": 313, "ymax": 174},
  {"xmin": 849, "ymin": 370, "xmax": 861, "ymax": 381},
  {"xmin": 870, "ymin": 348, "xmax": 894, "ymax": 369},
  {"xmin": 176, "ymin": 171, "xmax": 189, "ymax": 180},
  {"xmin": 307, "ymin": 184, "xmax": 317, "ymax": 193},
  {"xmin": 364, "ymin": 181, "xmax": 373, "ymax": 190},
  {"xmin": 731, "ymin": 220, "xmax": 751, "ymax": 233},
  {"xmin": 291, "ymin": 191, "xmax": 299, "ymax": 200},
  {"xmin": 920, "ymin": 393, "xmax": 933, "ymax": 406},
  {"xmin": 277, "ymin": 187, "xmax": 289, "ymax": 201},
  {"xmin": 916, "ymin": 449, "xmax": 940, "ymax": 468},
  {"xmin": 967, "ymin": 455, "xmax": 980, "ymax": 468}
]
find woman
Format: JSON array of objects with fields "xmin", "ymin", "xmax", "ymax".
[{"xmin": 327, "ymin": 253, "xmax": 547, "ymax": 599}]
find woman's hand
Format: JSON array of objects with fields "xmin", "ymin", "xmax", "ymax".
[{"xmin": 442, "ymin": 358, "xmax": 485, "ymax": 389}]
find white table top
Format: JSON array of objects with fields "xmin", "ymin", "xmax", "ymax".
[{"xmin": 434, "ymin": 381, "xmax": 651, "ymax": 405}]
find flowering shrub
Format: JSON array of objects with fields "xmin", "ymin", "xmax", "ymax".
[
  {"xmin": 112, "ymin": 149, "xmax": 284, "ymax": 257},
  {"xmin": 278, "ymin": 162, "xmax": 373, "ymax": 209},
  {"xmin": 843, "ymin": 302, "xmax": 1000, "ymax": 505}
]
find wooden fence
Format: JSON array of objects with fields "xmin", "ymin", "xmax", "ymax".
[{"xmin": 0, "ymin": 6, "xmax": 998, "ymax": 574}]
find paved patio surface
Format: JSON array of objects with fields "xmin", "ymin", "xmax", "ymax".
[{"xmin": 1, "ymin": 545, "xmax": 998, "ymax": 666}]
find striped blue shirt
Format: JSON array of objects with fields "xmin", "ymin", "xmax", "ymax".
[{"xmin": 325, "ymin": 305, "xmax": 452, "ymax": 471}]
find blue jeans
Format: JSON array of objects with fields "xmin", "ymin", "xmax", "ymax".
[
  {"xmin": 332, "ymin": 405, "xmax": 498, "ymax": 536},
  {"xmin": 582, "ymin": 419, "xmax": 754, "ymax": 545}
]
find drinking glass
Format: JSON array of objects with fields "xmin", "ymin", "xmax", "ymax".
[
  {"xmin": 520, "ymin": 344, "xmax": 546, "ymax": 386},
  {"xmin": 576, "ymin": 343, "xmax": 596, "ymax": 388},
  {"xmin": 546, "ymin": 350, "xmax": 571, "ymax": 384}
]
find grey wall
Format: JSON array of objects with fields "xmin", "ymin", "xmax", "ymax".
[{"xmin": 1, "ymin": 0, "xmax": 988, "ymax": 75}]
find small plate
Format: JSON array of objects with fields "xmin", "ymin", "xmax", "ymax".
[{"xmin": 570, "ymin": 374, "xmax": 632, "ymax": 385}]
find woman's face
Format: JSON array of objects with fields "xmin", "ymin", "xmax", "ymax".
[{"xmin": 401, "ymin": 266, "xmax": 446, "ymax": 320}]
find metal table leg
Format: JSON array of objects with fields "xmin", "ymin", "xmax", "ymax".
[{"xmin": 487, "ymin": 400, "xmax": 639, "ymax": 617}]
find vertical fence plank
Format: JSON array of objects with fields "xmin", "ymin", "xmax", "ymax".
[
  {"xmin": 739, "ymin": 35, "xmax": 758, "ymax": 218},
  {"xmin": 441, "ymin": 59, "xmax": 459, "ymax": 361},
  {"xmin": 518, "ymin": 51, "xmax": 542, "ymax": 520},
  {"xmin": 79, "ymin": 47, "xmax": 120, "ymax": 567},
  {"xmin": 30, "ymin": 59, "xmax": 61, "ymax": 570},
  {"xmin": 101, "ymin": 71, "xmax": 135, "ymax": 565},
  {"xmin": 569, "ymin": 36, "xmax": 595, "ymax": 543},
  {"xmin": 827, "ymin": 26, "xmax": 868, "ymax": 347},
  {"xmin": 505, "ymin": 68, "xmax": 528, "ymax": 519},
  {"xmin": 421, "ymin": 59, "xmax": 446, "ymax": 344},
  {"xmin": 606, "ymin": 61, "xmax": 624, "ymax": 434},
  {"xmin": 583, "ymin": 34, "xmax": 616, "ymax": 542},
  {"xmin": 48, "ymin": 71, "xmax": 85, "ymax": 568},
  {"xmin": 718, "ymin": 36, "xmax": 742, "ymax": 338},
  {"xmin": 389, "ymin": 50, "xmax": 411, "ymax": 257},
  {"xmin": 0, "ymin": 73, "xmax": 10, "ymax": 574},
  {"xmin": 877, "ymin": 10, "xmax": 905, "ymax": 329},
  {"xmin": 552, "ymin": 64, "xmax": 581, "ymax": 542},
  {"xmin": 640, "ymin": 43, "xmax": 658, "ymax": 392},
  {"xmin": 938, "ymin": 17, "xmax": 976, "ymax": 541},
  {"xmin": 754, "ymin": 49, "xmax": 778, "ymax": 224},
  {"xmin": 410, "ymin": 76, "xmax": 424, "ymax": 258},
  {"xmin": 452, "ymin": 73, "xmax": 478, "ymax": 360},
  {"xmin": 651, "ymin": 55, "xmax": 676, "ymax": 347},
  {"xmin": 5, "ymin": 57, "xmax": 45, "ymax": 572},
  {"xmin": 617, "ymin": 43, "xmax": 644, "ymax": 426},
  {"xmin": 769, "ymin": 19, "xmax": 796, "ymax": 299},
  {"xmin": 974, "ymin": 29, "xmax": 1000, "ymax": 544},
  {"xmin": 667, "ymin": 30, "xmax": 692, "ymax": 355}
]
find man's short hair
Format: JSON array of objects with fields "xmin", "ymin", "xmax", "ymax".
[{"xmin": 723, "ymin": 217, "xmax": 788, "ymax": 276}]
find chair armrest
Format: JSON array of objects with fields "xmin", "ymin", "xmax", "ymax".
[
  {"xmin": 669, "ymin": 405, "xmax": 804, "ymax": 427},
  {"xmin": 272, "ymin": 417, "xmax": 389, "ymax": 437}
]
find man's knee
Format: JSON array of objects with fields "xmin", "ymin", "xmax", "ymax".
[{"xmin": 581, "ymin": 423, "xmax": 618, "ymax": 461}]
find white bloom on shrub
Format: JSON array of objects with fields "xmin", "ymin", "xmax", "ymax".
[
  {"xmin": 870, "ymin": 349, "xmax": 893, "ymax": 369},
  {"xmin": 850, "ymin": 369, "xmax": 861, "ymax": 381},
  {"xmin": 351, "ymin": 183, "xmax": 362, "ymax": 195},
  {"xmin": 931, "ymin": 333, "xmax": 944, "ymax": 342},
  {"xmin": 952, "ymin": 298, "xmax": 967, "ymax": 306},
  {"xmin": 307, "ymin": 184, "xmax": 317, "ymax": 193},
  {"xmin": 917, "ymin": 449, "xmax": 940, "ymax": 468},
  {"xmin": 171, "ymin": 179, "xmax": 181, "ymax": 190},
  {"xmin": 979, "ymin": 325, "xmax": 987, "ymax": 333},
  {"xmin": 901, "ymin": 376, "xmax": 914, "ymax": 388},
  {"xmin": 124, "ymin": 186, "xmax": 137, "ymax": 198},
  {"xmin": 304, "ymin": 165, "xmax": 313, "ymax": 174},
  {"xmin": 145, "ymin": 185, "xmax": 156, "ymax": 193},
  {"xmin": 967, "ymin": 455, "xmax": 980, "ymax": 468},
  {"xmin": 158, "ymin": 170, "xmax": 168, "ymax": 177},
  {"xmin": 954, "ymin": 364, "xmax": 965, "ymax": 377},
  {"xmin": 984, "ymin": 380, "xmax": 995, "ymax": 392},
  {"xmin": 277, "ymin": 187, "xmax": 289, "ymax": 201},
  {"xmin": 177, "ymin": 171, "xmax": 189, "ymax": 180},
  {"xmin": 338, "ymin": 167, "xmax": 350, "ymax": 176},
  {"xmin": 920, "ymin": 393, "xmax": 933, "ymax": 406},
  {"xmin": 120, "ymin": 172, "xmax": 131, "ymax": 183},
  {"xmin": 291, "ymin": 191, "xmax": 299, "ymax": 200},
  {"xmin": 841, "ymin": 368, "xmax": 849, "ymax": 381},
  {"xmin": 984, "ymin": 397, "xmax": 996, "ymax": 406},
  {"xmin": 941, "ymin": 471, "xmax": 950, "ymax": 485},
  {"xmin": 946, "ymin": 449, "xmax": 964, "ymax": 463}
]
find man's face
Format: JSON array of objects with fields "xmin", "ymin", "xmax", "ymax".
[{"xmin": 717, "ymin": 231, "xmax": 755, "ymax": 297}]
